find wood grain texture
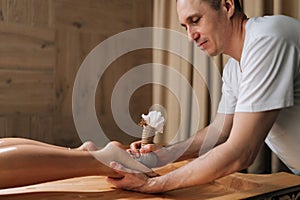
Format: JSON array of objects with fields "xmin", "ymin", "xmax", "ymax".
[
  {"xmin": 0, "ymin": 0, "xmax": 153, "ymax": 146},
  {"xmin": 1, "ymin": 161, "xmax": 300, "ymax": 200}
]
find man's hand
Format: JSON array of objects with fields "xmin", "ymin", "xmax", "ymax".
[
  {"xmin": 127, "ymin": 141, "xmax": 162, "ymax": 155},
  {"xmin": 127, "ymin": 141, "xmax": 171, "ymax": 167},
  {"xmin": 106, "ymin": 162, "xmax": 159, "ymax": 193}
]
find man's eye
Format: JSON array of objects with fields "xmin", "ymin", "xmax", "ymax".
[{"xmin": 192, "ymin": 18, "xmax": 200, "ymax": 24}]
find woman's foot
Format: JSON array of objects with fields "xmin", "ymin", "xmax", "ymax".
[
  {"xmin": 91, "ymin": 141, "xmax": 155, "ymax": 174},
  {"xmin": 76, "ymin": 141, "xmax": 98, "ymax": 151}
]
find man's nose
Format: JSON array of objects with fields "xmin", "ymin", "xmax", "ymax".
[{"xmin": 187, "ymin": 28, "xmax": 200, "ymax": 42}]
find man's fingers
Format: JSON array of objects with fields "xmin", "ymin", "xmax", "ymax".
[
  {"xmin": 127, "ymin": 148, "xmax": 140, "ymax": 159},
  {"xmin": 130, "ymin": 141, "xmax": 142, "ymax": 151},
  {"xmin": 140, "ymin": 144, "xmax": 161, "ymax": 153},
  {"xmin": 107, "ymin": 162, "xmax": 142, "ymax": 189},
  {"xmin": 110, "ymin": 161, "xmax": 158, "ymax": 178},
  {"xmin": 129, "ymin": 141, "xmax": 141, "ymax": 158},
  {"xmin": 106, "ymin": 162, "xmax": 151, "ymax": 192}
]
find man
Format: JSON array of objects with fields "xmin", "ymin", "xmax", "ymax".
[{"xmin": 107, "ymin": 0, "xmax": 300, "ymax": 193}]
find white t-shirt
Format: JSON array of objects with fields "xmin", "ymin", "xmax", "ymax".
[{"xmin": 218, "ymin": 15, "xmax": 300, "ymax": 173}]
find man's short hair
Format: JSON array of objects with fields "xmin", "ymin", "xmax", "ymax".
[{"xmin": 202, "ymin": 0, "xmax": 243, "ymax": 12}]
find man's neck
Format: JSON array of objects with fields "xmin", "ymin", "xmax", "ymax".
[{"xmin": 224, "ymin": 13, "xmax": 248, "ymax": 63}]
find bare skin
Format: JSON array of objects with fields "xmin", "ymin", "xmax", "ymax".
[
  {"xmin": 107, "ymin": 0, "xmax": 282, "ymax": 193},
  {"xmin": 0, "ymin": 138, "xmax": 155, "ymax": 189},
  {"xmin": 0, "ymin": 138, "xmax": 98, "ymax": 151}
]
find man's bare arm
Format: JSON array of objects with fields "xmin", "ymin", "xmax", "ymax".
[
  {"xmin": 145, "ymin": 113, "xmax": 234, "ymax": 166},
  {"xmin": 108, "ymin": 110, "xmax": 280, "ymax": 193}
]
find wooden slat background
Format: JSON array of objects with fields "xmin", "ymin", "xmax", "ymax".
[{"xmin": 0, "ymin": 0, "xmax": 153, "ymax": 147}]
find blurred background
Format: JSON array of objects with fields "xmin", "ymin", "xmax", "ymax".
[
  {"xmin": 0, "ymin": 0, "xmax": 153, "ymax": 146},
  {"xmin": 0, "ymin": 0, "xmax": 299, "ymax": 173}
]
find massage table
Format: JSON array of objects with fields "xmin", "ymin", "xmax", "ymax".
[{"xmin": 1, "ymin": 160, "xmax": 300, "ymax": 199}]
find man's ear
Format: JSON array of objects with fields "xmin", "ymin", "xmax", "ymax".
[{"xmin": 224, "ymin": 0, "xmax": 235, "ymax": 18}]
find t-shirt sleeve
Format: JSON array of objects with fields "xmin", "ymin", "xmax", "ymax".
[
  {"xmin": 217, "ymin": 59, "xmax": 238, "ymax": 114},
  {"xmin": 236, "ymin": 36, "xmax": 295, "ymax": 112}
]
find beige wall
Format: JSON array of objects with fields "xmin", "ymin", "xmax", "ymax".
[
  {"xmin": 243, "ymin": 0, "xmax": 300, "ymax": 18},
  {"xmin": 0, "ymin": 0, "xmax": 153, "ymax": 147}
]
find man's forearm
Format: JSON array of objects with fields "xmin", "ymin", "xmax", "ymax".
[
  {"xmin": 155, "ymin": 128, "xmax": 206, "ymax": 166},
  {"xmin": 155, "ymin": 113, "xmax": 232, "ymax": 166},
  {"xmin": 162, "ymin": 124, "xmax": 229, "ymax": 164},
  {"xmin": 143, "ymin": 141, "xmax": 243, "ymax": 193},
  {"xmin": 167, "ymin": 127, "xmax": 208, "ymax": 162},
  {"xmin": 175, "ymin": 113, "xmax": 233, "ymax": 161}
]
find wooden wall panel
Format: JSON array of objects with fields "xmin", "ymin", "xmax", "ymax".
[
  {"xmin": 53, "ymin": 0, "xmax": 139, "ymax": 34},
  {"xmin": 0, "ymin": 0, "xmax": 153, "ymax": 147},
  {"xmin": 1, "ymin": 115, "xmax": 30, "ymax": 137},
  {"xmin": 1, "ymin": 0, "xmax": 51, "ymax": 26},
  {"xmin": 53, "ymin": 30, "xmax": 81, "ymax": 146},
  {"xmin": 0, "ymin": 69, "xmax": 53, "ymax": 114},
  {"xmin": 29, "ymin": 115, "xmax": 53, "ymax": 142},
  {"xmin": 0, "ymin": 22, "xmax": 55, "ymax": 69},
  {"xmin": 96, "ymin": 50, "xmax": 153, "ymax": 144},
  {"xmin": 52, "ymin": 0, "xmax": 153, "ymax": 146},
  {"xmin": 0, "ymin": 21, "xmax": 55, "ymax": 116},
  {"xmin": 0, "ymin": 116, "xmax": 8, "ymax": 137}
]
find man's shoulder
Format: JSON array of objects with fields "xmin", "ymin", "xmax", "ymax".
[{"xmin": 246, "ymin": 15, "xmax": 300, "ymax": 40}]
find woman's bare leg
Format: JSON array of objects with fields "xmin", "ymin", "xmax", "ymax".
[
  {"xmin": 0, "ymin": 138, "xmax": 98, "ymax": 151},
  {"xmin": 0, "ymin": 141, "xmax": 151, "ymax": 189}
]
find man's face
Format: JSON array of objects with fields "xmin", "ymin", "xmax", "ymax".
[{"xmin": 177, "ymin": 0, "xmax": 230, "ymax": 56}]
